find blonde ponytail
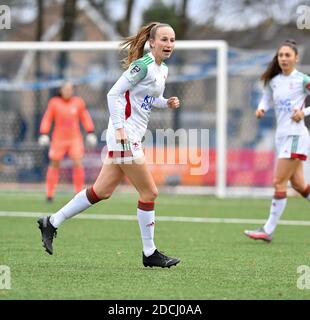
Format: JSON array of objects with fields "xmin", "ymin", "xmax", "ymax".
[{"xmin": 120, "ymin": 22, "xmax": 171, "ymax": 69}]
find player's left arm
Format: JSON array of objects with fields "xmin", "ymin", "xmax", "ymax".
[
  {"xmin": 151, "ymin": 70, "xmax": 180, "ymax": 109},
  {"xmin": 303, "ymin": 74, "xmax": 310, "ymax": 95},
  {"xmin": 78, "ymin": 98, "xmax": 95, "ymax": 133},
  {"xmin": 152, "ymin": 95, "xmax": 180, "ymax": 109},
  {"xmin": 151, "ymin": 96, "xmax": 168, "ymax": 108},
  {"xmin": 78, "ymin": 98, "xmax": 98, "ymax": 146}
]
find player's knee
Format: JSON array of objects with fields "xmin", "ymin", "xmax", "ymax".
[
  {"xmin": 141, "ymin": 188, "xmax": 158, "ymax": 202},
  {"xmin": 149, "ymin": 188, "xmax": 158, "ymax": 201},
  {"xmin": 151, "ymin": 188, "xmax": 159, "ymax": 200},
  {"xmin": 272, "ymin": 178, "xmax": 280, "ymax": 189},
  {"xmin": 273, "ymin": 178, "xmax": 286, "ymax": 191}
]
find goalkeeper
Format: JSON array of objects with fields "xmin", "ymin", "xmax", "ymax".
[{"xmin": 38, "ymin": 81, "xmax": 97, "ymax": 201}]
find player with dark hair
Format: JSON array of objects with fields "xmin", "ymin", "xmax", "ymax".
[{"xmin": 244, "ymin": 40, "xmax": 310, "ymax": 242}]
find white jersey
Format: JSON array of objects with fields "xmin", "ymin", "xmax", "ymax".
[
  {"xmin": 258, "ymin": 69, "xmax": 310, "ymax": 137},
  {"xmin": 106, "ymin": 52, "xmax": 168, "ymax": 145}
]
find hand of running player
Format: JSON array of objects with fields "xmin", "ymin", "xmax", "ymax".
[
  {"xmin": 167, "ymin": 97, "xmax": 180, "ymax": 109},
  {"xmin": 256, "ymin": 109, "xmax": 265, "ymax": 119},
  {"xmin": 291, "ymin": 108, "xmax": 304, "ymax": 123}
]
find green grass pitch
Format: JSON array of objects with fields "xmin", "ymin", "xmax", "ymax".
[{"xmin": 1, "ymin": 191, "xmax": 310, "ymax": 300}]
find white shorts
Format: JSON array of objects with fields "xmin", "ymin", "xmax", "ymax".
[
  {"xmin": 105, "ymin": 128, "xmax": 144, "ymax": 164},
  {"xmin": 275, "ymin": 134, "xmax": 310, "ymax": 161}
]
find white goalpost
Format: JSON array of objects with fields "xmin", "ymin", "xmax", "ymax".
[{"xmin": 0, "ymin": 40, "xmax": 228, "ymax": 197}]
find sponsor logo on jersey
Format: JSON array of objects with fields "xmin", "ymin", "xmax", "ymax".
[
  {"xmin": 141, "ymin": 95, "xmax": 155, "ymax": 111},
  {"xmin": 275, "ymin": 99, "xmax": 292, "ymax": 112}
]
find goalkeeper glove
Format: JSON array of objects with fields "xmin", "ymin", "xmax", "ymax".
[
  {"xmin": 86, "ymin": 133, "xmax": 97, "ymax": 147},
  {"xmin": 38, "ymin": 134, "xmax": 50, "ymax": 146}
]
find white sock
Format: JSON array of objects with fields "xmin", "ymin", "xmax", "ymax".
[
  {"xmin": 50, "ymin": 189, "xmax": 92, "ymax": 228},
  {"xmin": 306, "ymin": 194, "xmax": 310, "ymax": 201},
  {"xmin": 263, "ymin": 198, "xmax": 287, "ymax": 234},
  {"xmin": 137, "ymin": 208, "xmax": 156, "ymax": 257}
]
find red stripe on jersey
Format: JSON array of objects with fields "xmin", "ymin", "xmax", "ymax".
[
  {"xmin": 108, "ymin": 150, "xmax": 133, "ymax": 158},
  {"xmin": 125, "ymin": 90, "xmax": 131, "ymax": 120},
  {"xmin": 291, "ymin": 153, "xmax": 307, "ymax": 161},
  {"xmin": 306, "ymin": 83, "xmax": 310, "ymax": 91}
]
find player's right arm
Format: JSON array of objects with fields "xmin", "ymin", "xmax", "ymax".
[
  {"xmin": 38, "ymin": 98, "xmax": 55, "ymax": 146},
  {"xmin": 256, "ymin": 83, "xmax": 273, "ymax": 119},
  {"xmin": 40, "ymin": 98, "xmax": 55, "ymax": 134}
]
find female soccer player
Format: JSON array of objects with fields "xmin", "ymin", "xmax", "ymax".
[
  {"xmin": 39, "ymin": 82, "xmax": 97, "ymax": 201},
  {"xmin": 37, "ymin": 22, "xmax": 181, "ymax": 268},
  {"xmin": 244, "ymin": 40, "xmax": 310, "ymax": 242}
]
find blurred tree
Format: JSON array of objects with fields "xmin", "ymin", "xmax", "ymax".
[
  {"xmin": 61, "ymin": 0, "xmax": 78, "ymax": 41},
  {"xmin": 88, "ymin": 0, "xmax": 112, "ymax": 21},
  {"xmin": 57, "ymin": 0, "xmax": 78, "ymax": 78},
  {"xmin": 180, "ymin": 0, "xmax": 189, "ymax": 39},
  {"xmin": 88, "ymin": 0, "xmax": 136, "ymax": 37},
  {"xmin": 118, "ymin": 0, "xmax": 135, "ymax": 36},
  {"xmin": 142, "ymin": 0, "xmax": 191, "ymax": 40},
  {"xmin": 34, "ymin": 0, "xmax": 43, "ymax": 138},
  {"xmin": 196, "ymin": 0, "xmax": 309, "ymax": 30}
]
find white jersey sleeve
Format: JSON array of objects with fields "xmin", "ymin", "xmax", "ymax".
[
  {"xmin": 107, "ymin": 60, "xmax": 148, "ymax": 130},
  {"xmin": 258, "ymin": 83, "xmax": 273, "ymax": 112},
  {"xmin": 303, "ymin": 74, "xmax": 310, "ymax": 95},
  {"xmin": 265, "ymin": 69, "xmax": 309, "ymax": 137},
  {"xmin": 151, "ymin": 96, "xmax": 168, "ymax": 108},
  {"xmin": 107, "ymin": 75, "xmax": 132, "ymax": 129},
  {"xmin": 123, "ymin": 60, "xmax": 148, "ymax": 86},
  {"xmin": 303, "ymin": 74, "xmax": 310, "ymax": 116},
  {"xmin": 107, "ymin": 52, "xmax": 169, "ymax": 142}
]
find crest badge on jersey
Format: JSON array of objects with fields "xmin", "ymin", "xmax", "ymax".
[
  {"xmin": 70, "ymin": 105, "xmax": 77, "ymax": 114},
  {"xmin": 130, "ymin": 65, "xmax": 141, "ymax": 74},
  {"xmin": 132, "ymin": 142, "xmax": 140, "ymax": 151}
]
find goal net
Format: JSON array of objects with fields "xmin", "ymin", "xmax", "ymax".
[{"xmin": 0, "ymin": 40, "xmax": 281, "ymax": 197}]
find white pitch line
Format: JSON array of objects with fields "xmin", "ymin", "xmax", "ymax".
[{"xmin": 0, "ymin": 211, "xmax": 310, "ymax": 226}]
